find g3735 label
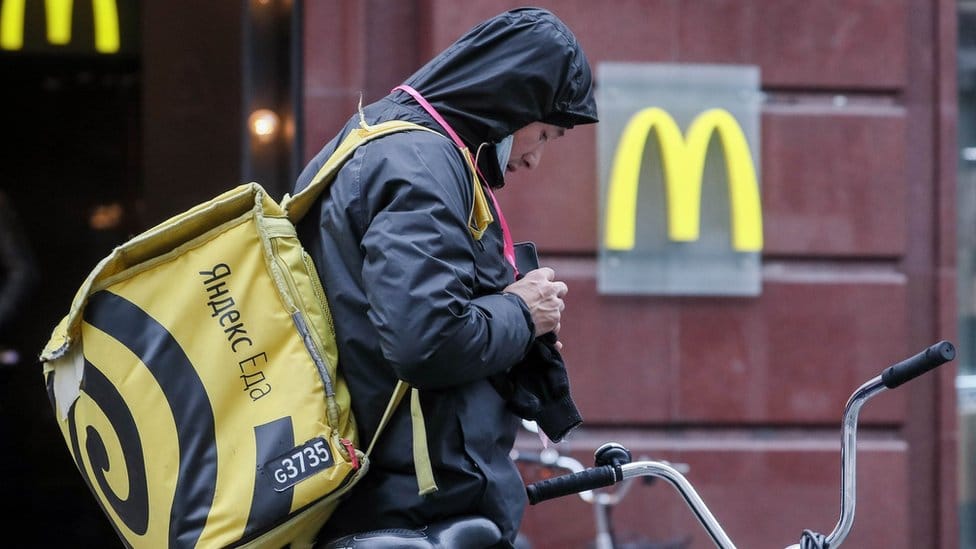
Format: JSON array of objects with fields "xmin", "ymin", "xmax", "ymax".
[{"xmin": 266, "ymin": 438, "xmax": 335, "ymax": 491}]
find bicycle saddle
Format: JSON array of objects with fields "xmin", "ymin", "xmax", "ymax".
[{"xmin": 317, "ymin": 515, "xmax": 503, "ymax": 548}]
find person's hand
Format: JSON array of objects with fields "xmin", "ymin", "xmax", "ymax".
[{"xmin": 503, "ymin": 267, "xmax": 567, "ymax": 338}]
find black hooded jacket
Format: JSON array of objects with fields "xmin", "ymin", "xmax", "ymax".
[
  {"xmin": 294, "ymin": 8, "xmax": 596, "ymax": 546},
  {"xmin": 398, "ymin": 6, "xmax": 597, "ymax": 189}
]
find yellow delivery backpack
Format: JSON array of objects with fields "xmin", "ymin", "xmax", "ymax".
[{"xmin": 39, "ymin": 119, "xmax": 446, "ymax": 548}]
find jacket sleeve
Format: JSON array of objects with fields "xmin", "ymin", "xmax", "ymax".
[{"xmin": 356, "ymin": 132, "xmax": 534, "ymax": 390}]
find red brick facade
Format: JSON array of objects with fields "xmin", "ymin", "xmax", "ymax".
[{"xmin": 302, "ymin": 1, "xmax": 959, "ymax": 547}]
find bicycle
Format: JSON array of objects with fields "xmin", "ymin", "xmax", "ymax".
[
  {"xmin": 524, "ymin": 340, "xmax": 956, "ymax": 549},
  {"xmin": 320, "ymin": 340, "xmax": 955, "ymax": 549},
  {"xmin": 512, "ymin": 420, "xmax": 691, "ymax": 549}
]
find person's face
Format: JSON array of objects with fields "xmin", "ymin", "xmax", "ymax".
[{"xmin": 505, "ymin": 122, "xmax": 567, "ymax": 174}]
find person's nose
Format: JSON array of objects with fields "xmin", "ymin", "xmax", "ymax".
[{"xmin": 523, "ymin": 149, "xmax": 543, "ymax": 170}]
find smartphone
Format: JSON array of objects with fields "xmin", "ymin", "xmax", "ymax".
[{"xmin": 514, "ymin": 241, "xmax": 539, "ymax": 279}]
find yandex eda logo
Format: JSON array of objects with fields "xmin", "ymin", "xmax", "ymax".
[
  {"xmin": 597, "ymin": 63, "xmax": 763, "ymax": 296},
  {"xmin": 1, "ymin": 0, "xmax": 120, "ymax": 53},
  {"xmin": 603, "ymin": 107, "xmax": 763, "ymax": 253}
]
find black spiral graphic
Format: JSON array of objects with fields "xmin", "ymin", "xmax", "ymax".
[
  {"xmin": 69, "ymin": 363, "xmax": 149, "ymax": 535},
  {"xmin": 75, "ymin": 290, "xmax": 219, "ymax": 548}
]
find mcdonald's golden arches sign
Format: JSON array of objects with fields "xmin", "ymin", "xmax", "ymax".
[
  {"xmin": 0, "ymin": 0, "xmax": 137, "ymax": 55},
  {"xmin": 597, "ymin": 63, "xmax": 764, "ymax": 296}
]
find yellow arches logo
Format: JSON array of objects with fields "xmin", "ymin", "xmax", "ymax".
[
  {"xmin": 603, "ymin": 107, "xmax": 763, "ymax": 253},
  {"xmin": 1, "ymin": 0, "xmax": 120, "ymax": 53}
]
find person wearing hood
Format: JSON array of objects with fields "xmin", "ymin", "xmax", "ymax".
[{"xmin": 294, "ymin": 8, "xmax": 598, "ymax": 547}]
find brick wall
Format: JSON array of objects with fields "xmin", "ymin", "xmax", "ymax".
[{"xmin": 302, "ymin": 1, "xmax": 959, "ymax": 547}]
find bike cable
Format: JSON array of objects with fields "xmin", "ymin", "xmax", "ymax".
[{"xmin": 799, "ymin": 529, "xmax": 829, "ymax": 549}]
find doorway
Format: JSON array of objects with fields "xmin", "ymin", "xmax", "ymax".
[
  {"xmin": 0, "ymin": 51, "xmax": 140, "ymax": 547},
  {"xmin": 957, "ymin": 2, "xmax": 976, "ymax": 547}
]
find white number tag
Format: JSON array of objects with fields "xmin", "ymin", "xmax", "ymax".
[{"xmin": 266, "ymin": 437, "xmax": 335, "ymax": 491}]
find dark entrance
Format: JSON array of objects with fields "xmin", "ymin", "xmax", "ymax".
[{"xmin": 0, "ymin": 51, "xmax": 139, "ymax": 547}]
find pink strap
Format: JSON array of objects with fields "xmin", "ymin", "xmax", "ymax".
[
  {"xmin": 393, "ymin": 85, "xmax": 519, "ymax": 277},
  {"xmin": 393, "ymin": 85, "xmax": 466, "ymax": 149},
  {"xmin": 483, "ymin": 185, "xmax": 518, "ymax": 277}
]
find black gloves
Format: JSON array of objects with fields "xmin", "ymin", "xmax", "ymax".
[
  {"xmin": 491, "ymin": 331, "xmax": 582, "ymax": 443},
  {"xmin": 495, "ymin": 242, "xmax": 583, "ymax": 442}
]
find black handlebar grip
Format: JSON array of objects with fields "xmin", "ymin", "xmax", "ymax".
[
  {"xmin": 525, "ymin": 465, "xmax": 618, "ymax": 505},
  {"xmin": 881, "ymin": 340, "xmax": 955, "ymax": 389}
]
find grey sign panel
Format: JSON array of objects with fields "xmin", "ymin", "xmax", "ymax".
[{"xmin": 597, "ymin": 63, "xmax": 764, "ymax": 296}]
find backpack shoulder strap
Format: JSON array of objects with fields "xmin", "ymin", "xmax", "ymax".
[
  {"xmin": 367, "ymin": 381, "xmax": 438, "ymax": 496},
  {"xmin": 282, "ymin": 119, "xmax": 437, "ymax": 223},
  {"xmin": 284, "ymin": 118, "xmax": 450, "ymax": 496}
]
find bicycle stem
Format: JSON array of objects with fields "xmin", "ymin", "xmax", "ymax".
[
  {"xmin": 825, "ymin": 374, "xmax": 887, "ymax": 547},
  {"xmin": 594, "ymin": 502, "xmax": 613, "ymax": 549}
]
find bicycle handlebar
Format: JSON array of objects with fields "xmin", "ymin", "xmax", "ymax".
[
  {"xmin": 526, "ymin": 465, "xmax": 619, "ymax": 505},
  {"xmin": 523, "ymin": 340, "xmax": 956, "ymax": 549},
  {"xmin": 880, "ymin": 340, "xmax": 955, "ymax": 389}
]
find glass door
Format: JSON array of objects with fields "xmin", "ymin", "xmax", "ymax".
[{"xmin": 958, "ymin": 2, "xmax": 976, "ymax": 546}]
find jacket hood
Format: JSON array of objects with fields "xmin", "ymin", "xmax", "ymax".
[{"xmin": 395, "ymin": 7, "xmax": 598, "ymax": 173}]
